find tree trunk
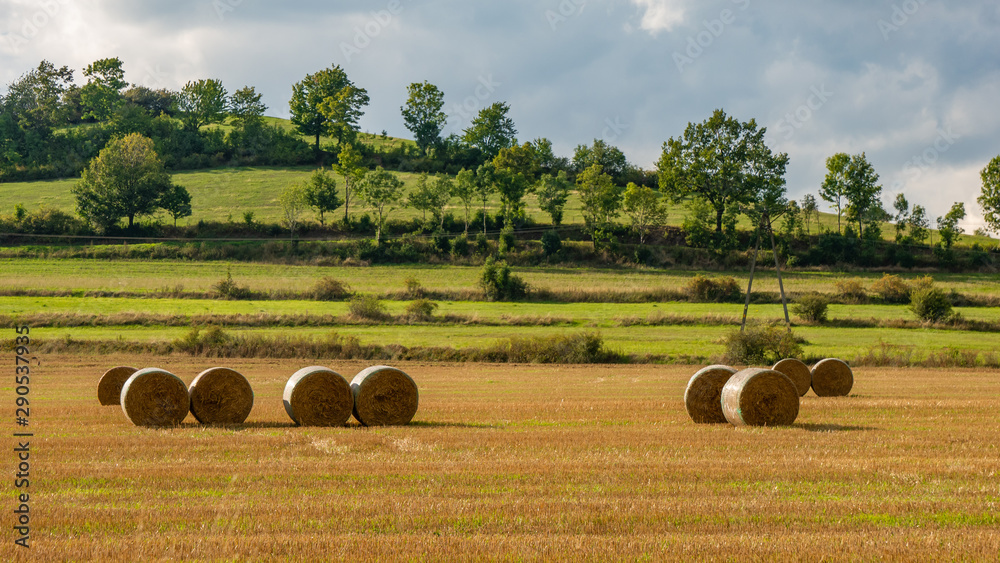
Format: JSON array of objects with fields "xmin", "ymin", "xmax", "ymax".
[
  {"xmin": 128, "ymin": 214, "xmax": 134, "ymax": 228},
  {"xmin": 716, "ymin": 207, "xmax": 724, "ymax": 233},
  {"xmin": 344, "ymin": 181, "xmax": 350, "ymax": 223}
]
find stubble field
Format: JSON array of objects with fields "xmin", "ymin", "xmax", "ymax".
[{"xmin": 8, "ymin": 355, "xmax": 1000, "ymax": 561}]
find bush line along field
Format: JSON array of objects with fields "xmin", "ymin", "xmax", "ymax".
[
  {"xmin": 26, "ymin": 357, "xmax": 1000, "ymax": 560},
  {"xmin": 4, "ymin": 258, "xmax": 1000, "ymax": 367}
]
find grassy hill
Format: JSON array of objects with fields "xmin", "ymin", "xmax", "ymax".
[{"xmin": 0, "ymin": 116, "xmax": 994, "ymax": 247}]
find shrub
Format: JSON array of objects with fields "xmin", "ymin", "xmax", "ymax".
[
  {"xmin": 480, "ymin": 257, "xmax": 528, "ymax": 301},
  {"xmin": 313, "ymin": 277, "xmax": 350, "ymax": 301},
  {"xmin": 348, "ymin": 295, "xmax": 391, "ymax": 321},
  {"xmin": 723, "ymin": 325, "xmax": 804, "ymax": 365},
  {"xmin": 451, "ymin": 234, "xmax": 470, "ymax": 257},
  {"xmin": 214, "ymin": 268, "xmax": 253, "ymax": 300},
  {"xmin": 403, "ymin": 276, "xmax": 424, "ymax": 298},
  {"xmin": 479, "ymin": 332, "xmax": 625, "ymax": 364},
  {"xmin": 686, "ymin": 275, "xmax": 742, "ymax": 303},
  {"xmin": 475, "ymin": 233, "xmax": 491, "ymax": 254},
  {"xmin": 499, "ymin": 226, "xmax": 516, "ymax": 254},
  {"xmin": 541, "ymin": 230, "xmax": 562, "ymax": 257},
  {"xmin": 834, "ymin": 278, "xmax": 868, "ymax": 303},
  {"xmin": 910, "ymin": 287, "xmax": 953, "ymax": 323},
  {"xmin": 433, "ymin": 231, "xmax": 451, "ymax": 254},
  {"xmin": 792, "ymin": 293, "xmax": 830, "ymax": 323},
  {"xmin": 404, "ymin": 299, "xmax": 438, "ymax": 321},
  {"xmin": 870, "ymin": 274, "xmax": 910, "ymax": 304}
]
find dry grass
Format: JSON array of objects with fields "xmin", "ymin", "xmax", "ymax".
[{"xmin": 22, "ymin": 355, "xmax": 1000, "ymax": 561}]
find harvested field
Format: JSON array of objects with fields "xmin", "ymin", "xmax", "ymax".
[{"xmin": 20, "ymin": 355, "xmax": 1000, "ymax": 561}]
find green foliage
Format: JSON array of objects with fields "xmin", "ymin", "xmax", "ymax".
[
  {"xmin": 577, "ymin": 164, "xmax": 623, "ymax": 249},
  {"xmin": 480, "ymin": 332, "xmax": 625, "ymax": 364},
  {"xmin": 313, "ymin": 277, "xmax": 350, "ymax": 301},
  {"xmin": 462, "ymin": 101, "xmax": 517, "ymax": 158},
  {"xmin": 978, "ymin": 155, "xmax": 1000, "ymax": 237},
  {"xmin": 870, "ymin": 274, "xmax": 911, "ymax": 304},
  {"xmin": 229, "ymin": 86, "xmax": 267, "ymax": 132},
  {"xmin": 686, "ymin": 275, "xmax": 742, "ymax": 303},
  {"xmin": 179, "ymin": 78, "xmax": 228, "ymax": 131},
  {"xmin": 72, "ymin": 132, "xmax": 172, "ymax": 231},
  {"xmin": 480, "ymin": 257, "xmax": 528, "ymax": 301},
  {"xmin": 792, "ymin": 293, "xmax": 830, "ymax": 323},
  {"xmin": 403, "ymin": 276, "xmax": 424, "ymax": 298},
  {"xmin": 683, "ymin": 197, "xmax": 737, "ymax": 251},
  {"xmin": 451, "ymin": 233, "xmax": 470, "ymax": 256},
  {"xmin": 834, "ymin": 278, "xmax": 868, "ymax": 304},
  {"xmin": 81, "ymin": 57, "xmax": 126, "ymax": 121},
  {"xmin": 303, "ymin": 167, "xmax": 341, "ymax": 226},
  {"xmin": 723, "ymin": 325, "xmax": 804, "ymax": 365},
  {"xmin": 822, "ymin": 152, "xmax": 883, "ymax": 238},
  {"xmin": 333, "ymin": 142, "xmax": 366, "ymax": 221},
  {"xmin": 937, "ymin": 202, "xmax": 966, "ymax": 249},
  {"xmin": 541, "ymin": 230, "xmax": 562, "ymax": 257},
  {"xmin": 290, "ymin": 65, "xmax": 370, "ymax": 152},
  {"xmin": 213, "ymin": 268, "xmax": 253, "ymax": 300},
  {"xmin": 573, "ymin": 139, "xmax": 629, "ymax": 184},
  {"xmin": 498, "ymin": 225, "xmax": 517, "ymax": 255},
  {"xmin": 658, "ymin": 108, "xmax": 788, "ymax": 234},
  {"xmin": 910, "ymin": 286, "xmax": 954, "ymax": 323},
  {"xmin": 401, "ymin": 81, "xmax": 447, "ymax": 153},
  {"xmin": 622, "ymin": 182, "xmax": 667, "ymax": 244},
  {"xmin": 536, "ymin": 171, "xmax": 572, "ymax": 226},
  {"xmin": 408, "ymin": 173, "xmax": 452, "ymax": 228},
  {"xmin": 348, "ymin": 294, "xmax": 390, "ymax": 321},
  {"xmin": 159, "ymin": 184, "xmax": 193, "ymax": 227},
  {"xmin": 451, "ymin": 168, "xmax": 477, "ymax": 233},
  {"xmin": 355, "ymin": 167, "xmax": 405, "ymax": 244},
  {"xmin": 404, "ymin": 299, "xmax": 438, "ymax": 321},
  {"xmin": 279, "ymin": 183, "xmax": 309, "ymax": 237}
]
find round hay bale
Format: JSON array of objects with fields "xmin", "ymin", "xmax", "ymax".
[
  {"xmin": 684, "ymin": 365, "xmax": 737, "ymax": 424},
  {"xmin": 283, "ymin": 366, "xmax": 353, "ymax": 427},
  {"xmin": 811, "ymin": 358, "xmax": 854, "ymax": 397},
  {"xmin": 721, "ymin": 368, "xmax": 800, "ymax": 427},
  {"xmin": 351, "ymin": 365, "xmax": 419, "ymax": 427},
  {"xmin": 97, "ymin": 366, "xmax": 138, "ymax": 406},
  {"xmin": 188, "ymin": 367, "xmax": 254, "ymax": 425},
  {"xmin": 772, "ymin": 358, "xmax": 812, "ymax": 397},
  {"xmin": 120, "ymin": 368, "xmax": 190, "ymax": 427}
]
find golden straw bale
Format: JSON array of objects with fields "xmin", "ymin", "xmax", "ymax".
[
  {"xmin": 772, "ymin": 358, "xmax": 812, "ymax": 397},
  {"xmin": 120, "ymin": 368, "xmax": 190, "ymax": 427},
  {"xmin": 721, "ymin": 368, "xmax": 800, "ymax": 427},
  {"xmin": 98, "ymin": 366, "xmax": 138, "ymax": 406},
  {"xmin": 283, "ymin": 366, "xmax": 353, "ymax": 427},
  {"xmin": 811, "ymin": 358, "xmax": 854, "ymax": 397},
  {"xmin": 189, "ymin": 367, "xmax": 254, "ymax": 425},
  {"xmin": 684, "ymin": 365, "xmax": 737, "ymax": 424},
  {"xmin": 351, "ymin": 365, "xmax": 419, "ymax": 426}
]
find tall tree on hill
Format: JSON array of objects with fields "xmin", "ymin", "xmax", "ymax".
[
  {"xmin": 462, "ymin": 102, "xmax": 517, "ymax": 158},
  {"xmin": 658, "ymin": 109, "xmax": 788, "ymax": 237},
  {"xmin": 355, "ymin": 167, "xmax": 405, "ymax": 245},
  {"xmin": 978, "ymin": 156, "xmax": 1000, "ymax": 237},
  {"xmin": 80, "ymin": 57, "xmax": 127, "ymax": 122},
  {"xmin": 937, "ymin": 202, "xmax": 966, "ymax": 249},
  {"xmin": 819, "ymin": 153, "xmax": 851, "ymax": 235},
  {"xmin": 801, "ymin": 194, "xmax": 819, "ymax": 235},
  {"xmin": 574, "ymin": 139, "xmax": 629, "ymax": 185},
  {"xmin": 228, "ymin": 86, "xmax": 267, "ymax": 132},
  {"xmin": 290, "ymin": 65, "xmax": 369, "ymax": 156},
  {"xmin": 842, "ymin": 152, "xmax": 883, "ymax": 240},
  {"xmin": 333, "ymin": 142, "xmax": 365, "ymax": 223},
  {"xmin": 72, "ymin": 133, "xmax": 173, "ymax": 231},
  {"xmin": 303, "ymin": 167, "xmax": 341, "ymax": 226},
  {"xmin": 3, "ymin": 60, "xmax": 75, "ymax": 130},
  {"xmin": 401, "ymin": 81, "xmax": 447, "ymax": 154},
  {"xmin": 179, "ymin": 79, "xmax": 229, "ymax": 131}
]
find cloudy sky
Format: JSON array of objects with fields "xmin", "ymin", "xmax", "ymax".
[{"xmin": 2, "ymin": 0, "xmax": 998, "ymax": 228}]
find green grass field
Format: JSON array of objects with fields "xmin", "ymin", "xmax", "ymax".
[{"xmin": 4, "ymin": 258, "xmax": 1000, "ymax": 297}]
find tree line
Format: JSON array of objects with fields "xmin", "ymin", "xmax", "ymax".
[{"xmin": 4, "ymin": 59, "xmax": 1000, "ymax": 268}]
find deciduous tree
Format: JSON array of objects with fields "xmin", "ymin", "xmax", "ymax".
[
  {"xmin": 462, "ymin": 102, "xmax": 516, "ymax": 158},
  {"xmin": 401, "ymin": 81, "xmax": 447, "ymax": 154},
  {"xmin": 72, "ymin": 133, "xmax": 172, "ymax": 231},
  {"xmin": 356, "ymin": 167, "xmax": 405, "ymax": 244},
  {"xmin": 179, "ymin": 79, "xmax": 228, "ymax": 131},
  {"xmin": 536, "ymin": 171, "xmax": 572, "ymax": 226},
  {"xmin": 977, "ymin": 156, "xmax": 1000, "ymax": 236},
  {"xmin": 303, "ymin": 167, "xmax": 341, "ymax": 226},
  {"xmin": 159, "ymin": 184, "xmax": 192, "ymax": 227},
  {"xmin": 290, "ymin": 65, "xmax": 369, "ymax": 155},
  {"xmin": 622, "ymin": 182, "xmax": 666, "ymax": 244},
  {"xmin": 80, "ymin": 57, "xmax": 126, "ymax": 121},
  {"xmin": 937, "ymin": 202, "xmax": 966, "ymax": 249}
]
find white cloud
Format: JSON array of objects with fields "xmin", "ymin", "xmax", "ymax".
[{"xmin": 630, "ymin": 0, "xmax": 687, "ymax": 33}]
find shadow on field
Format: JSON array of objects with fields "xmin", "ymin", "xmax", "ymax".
[
  {"xmin": 174, "ymin": 421, "xmax": 502, "ymax": 430},
  {"xmin": 794, "ymin": 423, "xmax": 878, "ymax": 433}
]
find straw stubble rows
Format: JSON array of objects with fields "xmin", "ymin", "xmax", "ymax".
[{"xmin": 28, "ymin": 355, "xmax": 1000, "ymax": 561}]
